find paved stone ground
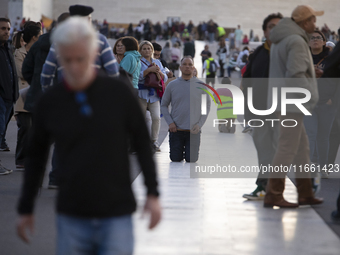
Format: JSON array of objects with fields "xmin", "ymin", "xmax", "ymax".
[
  {"xmin": 132, "ymin": 92, "xmax": 340, "ymax": 255},
  {"xmin": 0, "ymin": 40, "xmax": 339, "ymax": 254}
]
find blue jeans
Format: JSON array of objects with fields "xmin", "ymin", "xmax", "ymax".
[
  {"xmin": 304, "ymin": 103, "xmax": 337, "ymax": 169},
  {"xmin": 169, "ymin": 131, "xmax": 201, "ymax": 162},
  {"xmin": 227, "ymin": 67, "xmax": 235, "ymax": 77},
  {"xmin": 0, "ymin": 96, "xmax": 13, "ymax": 145},
  {"xmin": 208, "ymin": 33, "xmax": 215, "ymax": 43},
  {"xmin": 57, "ymin": 214, "xmax": 133, "ymax": 255}
]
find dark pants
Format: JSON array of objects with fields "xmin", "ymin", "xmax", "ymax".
[
  {"xmin": 304, "ymin": 103, "xmax": 337, "ymax": 169},
  {"xmin": 169, "ymin": 131, "xmax": 201, "ymax": 163},
  {"xmin": 15, "ymin": 112, "xmax": 32, "ymax": 165},
  {"xmin": 219, "ymin": 60, "xmax": 225, "ymax": 77},
  {"xmin": 328, "ymin": 111, "xmax": 340, "ymax": 165},
  {"xmin": 2, "ymin": 107, "xmax": 13, "ymax": 148},
  {"xmin": 206, "ymin": 73, "xmax": 216, "ymax": 87},
  {"xmin": 227, "ymin": 67, "xmax": 235, "ymax": 77},
  {"xmin": 37, "ymin": 146, "xmax": 59, "ymax": 187},
  {"xmin": 0, "ymin": 96, "xmax": 13, "ymax": 146}
]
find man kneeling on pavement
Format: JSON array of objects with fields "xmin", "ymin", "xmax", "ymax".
[{"xmin": 161, "ymin": 56, "xmax": 211, "ymax": 163}]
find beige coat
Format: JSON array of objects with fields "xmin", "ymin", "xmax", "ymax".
[
  {"xmin": 268, "ymin": 18, "xmax": 319, "ymax": 114},
  {"xmin": 14, "ymin": 46, "xmax": 29, "ymax": 113}
]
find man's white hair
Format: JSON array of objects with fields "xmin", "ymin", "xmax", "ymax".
[{"xmin": 51, "ymin": 17, "xmax": 97, "ymax": 52}]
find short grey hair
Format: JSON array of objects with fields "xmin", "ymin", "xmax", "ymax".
[{"xmin": 51, "ymin": 17, "xmax": 97, "ymax": 52}]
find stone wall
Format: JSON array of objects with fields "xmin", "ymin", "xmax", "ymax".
[
  {"xmin": 0, "ymin": 0, "xmax": 53, "ymax": 23},
  {"xmin": 0, "ymin": 0, "xmax": 9, "ymax": 18},
  {"xmin": 23, "ymin": 0, "xmax": 53, "ymax": 21},
  {"xmin": 53, "ymin": 0, "xmax": 340, "ymax": 38}
]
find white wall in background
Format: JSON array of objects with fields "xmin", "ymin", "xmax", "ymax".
[
  {"xmin": 23, "ymin": 0, "xmax": 53, "ymax": 21},
  {"xmin": 52, "ymin": 0, "xmax": 340, "ymax": 38}
]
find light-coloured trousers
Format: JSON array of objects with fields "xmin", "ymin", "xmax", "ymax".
[{"xmin": 139, "ymin": 98, "xmax": 160, "ymax": 142}]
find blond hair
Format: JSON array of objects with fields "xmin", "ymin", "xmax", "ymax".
[{"xmin": 139, "ymin": 40, "xmax": 154, "ymax": 53}]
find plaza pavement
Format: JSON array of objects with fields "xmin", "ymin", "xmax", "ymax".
[{"xmin": 0, "ymin": 40, "xmax": 339, "ymax": 255}]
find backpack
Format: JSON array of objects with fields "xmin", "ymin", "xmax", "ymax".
[{"xmin": 208, "ymin": 59, "xmax": 217, "ymax": 74}]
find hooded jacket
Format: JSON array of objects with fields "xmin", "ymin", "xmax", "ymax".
[
  {"xmin": 268, "ymin": 18, "xmax": 318, "ymax": 114},
  {"xmin": 22, "ymin": 33, "xmax": 51, "ymax": 112},
  {"xmin": 120, "ymin": 50, "xmax": 141, "ymax": 89}
]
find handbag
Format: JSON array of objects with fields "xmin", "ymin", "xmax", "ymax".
[
  {"xmin": 156, "ymin": 79, "xmax": 166, "ymax": 98},
  {"xmin": 141, "ymin": 59, "xmax": 163, "ymax": 89}
]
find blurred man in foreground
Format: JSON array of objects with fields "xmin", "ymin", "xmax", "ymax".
[{"xmin": 17, "ymin": 17, "xmax": 161, "ymax": 255}]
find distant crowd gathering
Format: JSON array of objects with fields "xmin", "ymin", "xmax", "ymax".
[{"xmin": 1, "ymin": 3, "xmax": 340, "ymax": 254}]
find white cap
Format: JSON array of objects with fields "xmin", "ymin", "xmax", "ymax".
[{"xmin": 326, "ymin": 41, "xmax": 336, "ymax": 48}]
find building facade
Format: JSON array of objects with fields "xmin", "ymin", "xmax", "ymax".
[{"xmin": 1, "ymin": 0, "xmax": 339, "ymax": 37}]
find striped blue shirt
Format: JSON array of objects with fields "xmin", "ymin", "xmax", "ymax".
[{"xmin": 40, "ymin": 33, "xmax": 119, "ymax": 91}]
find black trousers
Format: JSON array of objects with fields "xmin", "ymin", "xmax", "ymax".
[
  {"xmin": 219, "ymin": 60, "xmax": 225, "ymax": 77},
  {"xmin": 328, "ymin": 118, "xmax": 340, "ymax": 165},
  {"xmin": 206, "ymin": 73, "xmax": 216, "ymax": 87},
  {"xmin": 15, "ymin": 112, "xmax": 32, "ymax": 165},
  {"xmin": 169, "ymin": 131, "xmax": 201, "ymax": 163}
]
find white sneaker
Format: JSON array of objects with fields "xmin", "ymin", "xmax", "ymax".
[
  {"xmin": 153, "ymin": 141, "xmax": 161, "ymax": 152},
  {"xmin": 0, "ymin": 165, "xmax": 12, "ymax": 175}
]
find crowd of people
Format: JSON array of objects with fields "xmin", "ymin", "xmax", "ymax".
[{"xmin": 0, "ymin": 3, "xmax": 340, "ymax": 254}]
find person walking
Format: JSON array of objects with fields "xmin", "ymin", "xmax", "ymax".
[
  {"xmin": 0, "ymin": 18, "xmax": 19, "ymax": 175},
  {"xmin": 264, "ymin": 5, "xmax": 324, "ymax": 208},
  {"xmin": 13, "ymin": 22, "xmax": 42, "ymax": 169},
  {"xmin": 161, "ymin": 41, "xmax": 172, "ymax": 66},
  {"xmin": 303, "ymin": 30, "xmax": 337, "ymax": 180},
  {"xmin": 21, "ymin": 13, "xmax": 70, "ymax": 188},
  {"xmin": 202, "ymin": 52, "xmax": 220, "ymax": 87},
  {"xmin": 40, "ymin": 5, "xmax": 119, "ymax": 91},
  {"xmin": 16, "ymin": 17, "xmax": 161, "ymax": 254},
  {"xmin": 183, "ymin": 37, "xmax": 195, "ymax": 58},
  {"xmin": 241, "ymin": 13, "xmax": 283, "ymax": 200},
  {"xmin": 170, "ymin": 42, "xmax": 181, "ymax": 73},
  {"xmin": 216, "ymin": 38, "xmax": 228, "ymax": 77},
  {"xmin": 152, "ymin": 42, "xmax": 174, "ymax": 78},
  {"xmin": 113, "ymin": 37, "xmax": 124, "ymax": 64},
  {"xmin": 234, "ymin": 25, "xmax": 243, "ymax": 50},
  {"xmin": 138, "ymin": 41, "xmax": 168, "ymax": 152},
  {"xmin": 119, "ymin": 36, "xmax": 142, "ymax": 91},
  {"xmin": 321, "ymin": 41, "xmax": 340, "ymax": 222},
  {"xmin": 207, "ymin": 20, "xmax": 216, "ymax": 43},
  {"xmin": 200, "ymin": 44, "xmax": 211, "ymax": 65}
]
